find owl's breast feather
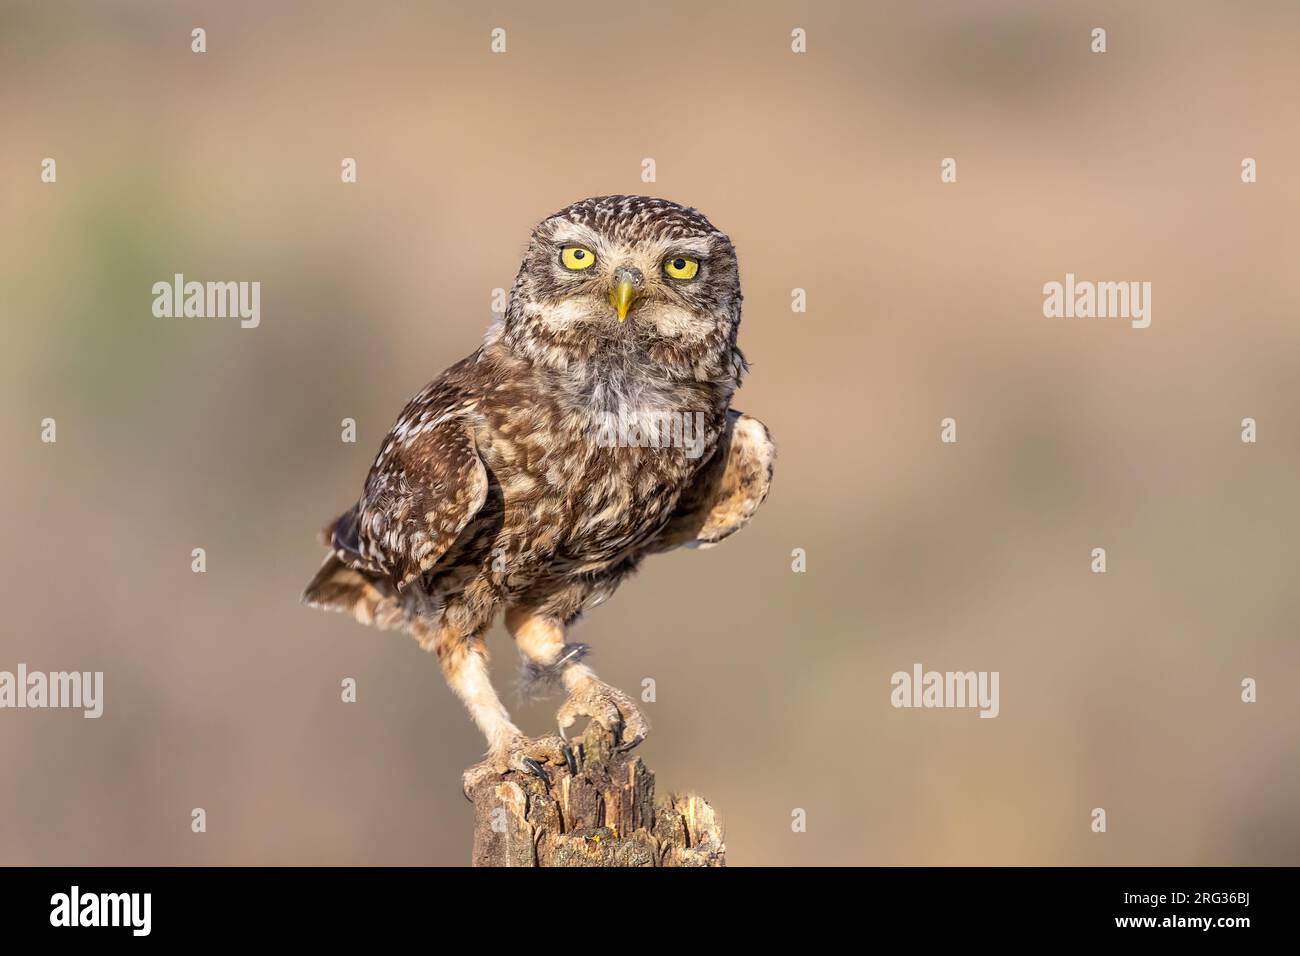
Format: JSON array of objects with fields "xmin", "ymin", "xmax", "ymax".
[{"xmin": 480, "ymin": 402, "xmax": 725, "ymax": 571}]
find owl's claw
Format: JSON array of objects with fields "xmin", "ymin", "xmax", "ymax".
[
  {"xmin": 556, "ymin": 677, "xmax": 650, "ymax": 751},
  {"xmin": 461, "ymin": 733, "xmax": 568, "ymax": 797},
  {"xmin": 613, "ymin": 734, "xmax": 644, "ymax": 754},
  {"xmin": 562, "ymin": 743, "xmax": 578, "ymax": 775}
]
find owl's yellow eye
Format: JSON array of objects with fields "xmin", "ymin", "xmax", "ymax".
[
  {"xmin": 560, "ymin": 245, "xmax": 596, "ymax": 270},
  {"xmin": 663, "ymin": 256, "xmax": 699, "ymax": 280}
]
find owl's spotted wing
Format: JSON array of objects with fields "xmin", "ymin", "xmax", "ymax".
[
  {"xmin": 648, "ymin": 410, "xmax": 775, "ymax": 552},
  {"xmin": 330, "ymin": 359, "xmax": 488, "ymax": 590}
]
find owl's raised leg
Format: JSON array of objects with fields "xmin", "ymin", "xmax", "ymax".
[
  {"xmin": 505, "ymin": 608, "xmax": 650, "ymax": 752},
  {"xmin": 432, "ymin": 620, "xmax": 567, "ymax": 795}
]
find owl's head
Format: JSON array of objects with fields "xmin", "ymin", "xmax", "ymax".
[{"xmin": 501, "ymin": 196, "xmax": 744, "ymax": 384}]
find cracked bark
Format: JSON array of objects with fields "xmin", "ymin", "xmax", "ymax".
[{"xmin": 467, "ymin": 725, "xmax": 725, "ymax": 867}]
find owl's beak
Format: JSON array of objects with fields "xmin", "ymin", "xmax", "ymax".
[{"xmin": 609, "ymin": 278, "xmax": 637, "ymax": 323}]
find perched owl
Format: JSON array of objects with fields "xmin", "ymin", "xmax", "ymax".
[{"xmin": 303, "ymin": 195, "xmax": 774, "ymax": 793}]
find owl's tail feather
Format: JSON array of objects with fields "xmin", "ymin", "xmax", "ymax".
[{"xmin": 302, "ymin": 553, "xmax": 438, "ymax": 650}]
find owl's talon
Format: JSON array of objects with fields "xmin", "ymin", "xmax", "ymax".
[
  {"xmin": 556, "ymin": 677, "xmax": 650, "ymax": 751},
  {"xmin": 613, "ymin": 734, "xmax": 644, "ymax": 754},
  {"xmin": 562, "ymin": 744, "xmax": 578, "ymax": 775},
  {"xmin": 462, "ymin": 733, "xmax": 567, "ymax": 796}
]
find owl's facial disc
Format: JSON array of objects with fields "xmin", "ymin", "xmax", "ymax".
[{"xmin": 503, "ymin": 198, "xmax": 744, "ymax": 380}]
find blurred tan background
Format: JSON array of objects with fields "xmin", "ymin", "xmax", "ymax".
[{"xmin": 2, "ymin": 0, "xmax": 1299, "ymax": 866}]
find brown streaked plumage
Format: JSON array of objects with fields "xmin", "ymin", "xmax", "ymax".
[{"xmin": 303, "ymin": 195, "xmax": 775, "ymax": 792}]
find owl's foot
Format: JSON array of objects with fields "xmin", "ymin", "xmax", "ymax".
[
  {"xmin": 461, "ymin": 733, "xmax": 570, "ymax": 799},
  {"xmin": 556, "ymin": 677, "xmax": 649, "ymax": 752}
]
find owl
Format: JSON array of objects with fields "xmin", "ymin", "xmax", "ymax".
[{"xmin": 303, "ymin": 195, "xmax": 775, "ymax": 793}]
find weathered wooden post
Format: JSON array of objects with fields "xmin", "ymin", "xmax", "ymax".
[{"xmin": 468, "ymin": 725, "xmax": 725, "ymax": 867}]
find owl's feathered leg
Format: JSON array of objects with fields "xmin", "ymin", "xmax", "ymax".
[
  {"xmin": 505, "ymin": 608, "xmax": 650, "ymax": 752},
  {"xmin": 434, "ymin": 618, "xmax": 567, "ymax": 795}
]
